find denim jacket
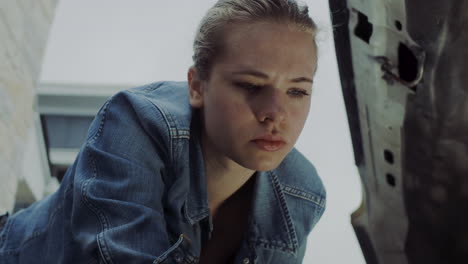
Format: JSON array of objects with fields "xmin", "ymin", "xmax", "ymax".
[{"xmin": 0, "ymin": 82, "xmax": 326, "ymax": 264}]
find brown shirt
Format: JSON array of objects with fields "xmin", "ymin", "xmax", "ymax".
[{"xmin": 198, "ymin": 175, "xmax": 256, "ymax": 264}]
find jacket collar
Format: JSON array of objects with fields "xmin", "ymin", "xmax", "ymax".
[
  {"xmin": 183, "ymin": 111, "xmax": 298, "ymax": 255},
  {"xmin": 248, "ymin": 170, "xmax": 299, "ymax": 256},
  {"xmin": 184, "ymin": 114, "xmax": 210, "ymax": 224},
  {"xmin": 184, "ymin": 163, "xmax": 299, "ymax": 256}
]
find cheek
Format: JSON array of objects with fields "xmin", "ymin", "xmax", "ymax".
[
  {"xmin": 205, "ymin": 94, "xmax": 252, "ymax": 133},
  {"xmin": 289, "ymin": 103, "xmax": 310, "ymax": 135},
  {"xmin": 229, "ymin": 101, "xmax": 252, "ymax": 121}
]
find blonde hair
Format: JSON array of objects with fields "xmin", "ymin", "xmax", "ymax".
[{"xmin": 192, "ymin": 0, "xmax": 318, "ymax": 80}]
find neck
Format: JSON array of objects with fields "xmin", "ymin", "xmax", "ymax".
[{"xmin": 202, "ymin": 134, "xmax": 255, "ymax": 217}]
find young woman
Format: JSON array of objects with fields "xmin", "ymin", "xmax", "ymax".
[{"xmin": 0, "ymin": 0, "xmax": 326, "ymax": 263}]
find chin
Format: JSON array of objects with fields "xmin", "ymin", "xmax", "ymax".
[{"xmin": 240, "ymin": 157, "xmax": 284, "ymax": 172}]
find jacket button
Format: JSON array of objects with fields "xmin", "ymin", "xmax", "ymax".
[
  {"xmin": 243, "ymin": 258, "xmax": 250, "ymax": 264},
  {"xmin": 174, "ymin": 252, "xmax": 183, "ymax": 263}
]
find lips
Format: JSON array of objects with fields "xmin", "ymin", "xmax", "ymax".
[
  {"xmin": 253, "ymin": 139, "xmax": 286, "ymax": 151},
  {"xmin": 252, "ymin": 134, "xmax": 286, "ymax": 152}
]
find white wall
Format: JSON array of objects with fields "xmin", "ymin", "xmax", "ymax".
[
  {"xmin": 0, "ymin": 0, "xmax": 58, "ymax": 213},
  {"xmin": 40, "ymin": 1, "xmax": 365, "ymax": 263}
]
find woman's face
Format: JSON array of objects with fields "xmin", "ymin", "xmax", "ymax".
[{"xmin": 189, "ymin": 21, "xmax": 317, "ymax": 171}]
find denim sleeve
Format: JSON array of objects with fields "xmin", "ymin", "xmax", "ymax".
[{"xmin": 72, "ymin": 90, "xmax": 177, "ymax": 263}]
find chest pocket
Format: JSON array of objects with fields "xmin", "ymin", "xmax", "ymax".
[{"xmin": 153, "ymin": 234, "xmax": 198, "ymax": 264}]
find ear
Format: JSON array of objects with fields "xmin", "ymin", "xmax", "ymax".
[{"xmin": 188, "ymin": 66, "xmax": 204, "ymax": 108}]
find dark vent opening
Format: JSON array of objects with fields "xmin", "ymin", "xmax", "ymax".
[
  {"xmin": 398, "ymin": 43, "xmax": 419, "ymax": 83},
  {"xmin": 384, "ymin": 149, "xmax": 394, "ymax": 164},
  {"xmin": 354, "ymin": 11, "xmax": 373, "ymax": 44},
  {"xmin": 386, "ymin": 173, "xmax": 396, "ymax": 187},
  {"xmin": 395, "ymin": 20, "xmax": 402, "ymax": 31}
]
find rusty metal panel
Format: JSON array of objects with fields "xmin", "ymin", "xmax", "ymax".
[{"xmin": 330, "ymin": 0, "xmax": 468, "ymax": 263}]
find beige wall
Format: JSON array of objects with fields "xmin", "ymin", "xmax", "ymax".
[{"xmin": 0, "ymin": 0, "xmax": 58, "ymax": 212}]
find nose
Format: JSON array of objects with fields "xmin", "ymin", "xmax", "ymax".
[{"xmin": 256, "ymin": 91, "xmax": 287, "ymax": 127}]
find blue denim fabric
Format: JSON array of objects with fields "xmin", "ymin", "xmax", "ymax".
[{"xmin": 0, "ymin": 82, "xmax": 326, "ymax": 264}]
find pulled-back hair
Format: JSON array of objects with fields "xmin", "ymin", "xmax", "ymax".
[{"xmin": 192, "ymin": 0, "xmax": 318, "ymax": 80}]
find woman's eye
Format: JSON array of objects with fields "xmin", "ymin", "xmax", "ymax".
[
  {"xmin": 235, "ymin": 82, "xmax": 263, "ymax": 94},
  {"xmin": 288, "ymin": 88, "xmax": 310, "ymax": 98}
]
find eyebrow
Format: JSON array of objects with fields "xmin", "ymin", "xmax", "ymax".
[{"xmin": 231, "ymin": 69, "xmax": 314, "ymax": 84}]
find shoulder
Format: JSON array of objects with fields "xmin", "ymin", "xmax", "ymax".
[
  {"xmin": 125, "ymin": 81, "xmax": 192, "ymax": 131},
  {"xmin": 85, "ymin": 81, "xmax": 192, "ymax": 162},
  {"xmin": 88, "ymin": 81, "xmax": 191, "ymax": 139},
  {"xmin": 274, "ymin": 148, "xmax": 326, "ymax": 206}
]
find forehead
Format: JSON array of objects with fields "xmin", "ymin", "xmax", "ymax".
[{"xmin": 214, "ymin": 21, "xmax": 317, "ymax": 77}]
